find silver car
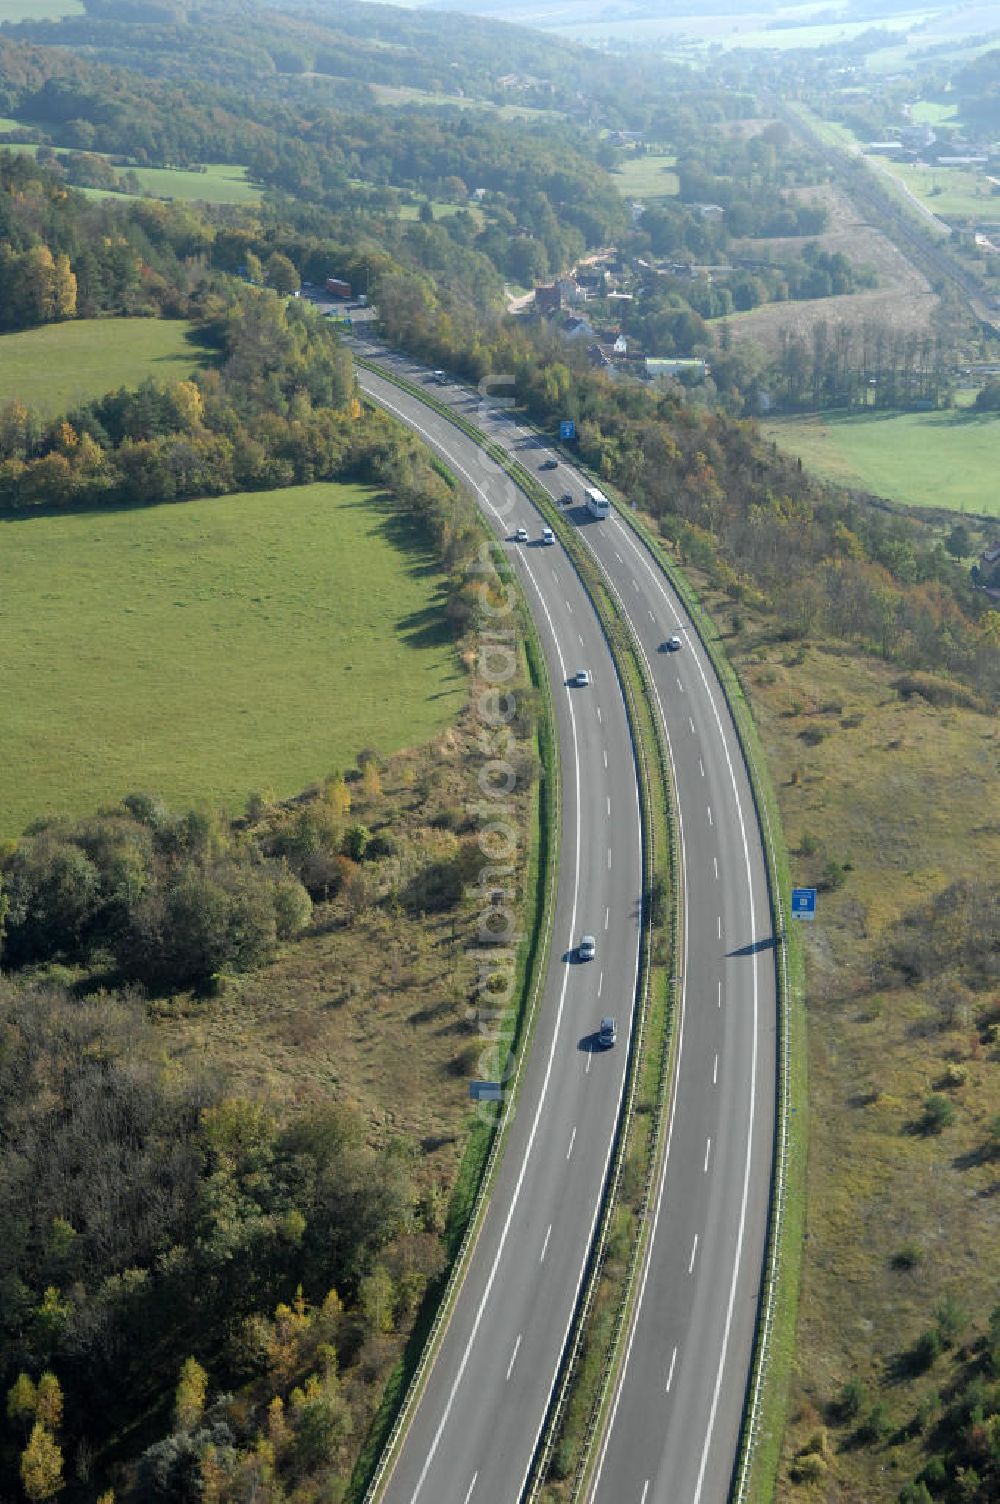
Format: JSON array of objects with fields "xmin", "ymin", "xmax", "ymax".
[{"xmin": 579, "ymin": 934, "xmax": 596, "ymax": 962}]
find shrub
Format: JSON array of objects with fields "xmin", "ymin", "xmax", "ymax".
[
  {"xmin": 935, "ymin": 1295, "xmax": 965, "ymax": 1348},
  {"xmin": 789, "ymin": 1451, "xmax": 827, "ymax": 1483},
  {"xmin": 837, "ymin": 1378, "xmax": 866, "ymax": 1422},
  {"xmin": 918, "ymin": 1094, "xmax": 956, "ymax": 1134}
]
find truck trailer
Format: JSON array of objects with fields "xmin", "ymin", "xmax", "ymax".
[{"xmin": 324, "ymin": 277, "xmax": 352, "ymax": 298}]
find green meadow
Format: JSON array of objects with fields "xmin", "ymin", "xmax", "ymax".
[
  {"xmin": 0, "ymin": 319, "xmax": 211, "ymax": 418},
  {"xmin": 612, "ymin": 151, "xmax": 679, "ymax": 200},
  {"xmin": 0, "ymin": 482, "xmax": 466, "ymax": 838},
  {"xmin": 763, "ymin": 408, "xmax": 1000, "ymax": 517}
]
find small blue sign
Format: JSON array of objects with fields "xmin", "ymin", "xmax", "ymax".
[
  {"xmin": 559, "ymin": 419, "xmax": 576, "ymax": 441},
  {"xmin": 470, "ymin": 1081, "xmax": 503, "ymax": 1102},
  {"xmin": 791, "ymin": 887, "xmax": 817, "ymax": 921}
]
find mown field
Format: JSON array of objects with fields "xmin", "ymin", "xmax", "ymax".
[
  {"xmin": 762, "ymin": 408, "xmax": 1000, "ymax": 517},
  {"xmin": 0, "ymin": 318, "xmax": 212, "ymax": 417},
  {"xmin": 125, "ymin": 161, "xmax": 262, "ymax": 204},
  {"xmin": 871, "ymin": 157, "xmax": 999, "ymax": 222},
  {"xmin": 611, "ymin": 150, "xmax": 678, "ymax": 200},
  {"xmin": 0, "ymin": 143, "xmax": 261, "ymax": 204},
  {"xmin": 0, "ymin": 481, "xmax": 466, "ymax": 839},
  {"xmin": 397, "ymin": 198, "xmax": 486, "ymax": 227}
]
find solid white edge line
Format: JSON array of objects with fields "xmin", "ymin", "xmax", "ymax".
[
  {"xmin": 360, "ymin": 377, "xmax": 591, "ymax": 1504},
  {"xmin": 360, "ymin": 370, "xmax": 647, "ymax": 1504},
  {"xmin": 607, "ymin": 513, "xmax": 764, "ymax": 1504}
]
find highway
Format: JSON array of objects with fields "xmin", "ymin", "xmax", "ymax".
[
  {"xmin": 355, "ymin": 342, "xmax": 777, "ymax": 1504},
  {"xmin": 357, "ymin": 361, "xmax": 646, "ymax": 1504}
]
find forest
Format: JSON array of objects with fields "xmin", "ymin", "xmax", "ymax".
[{"xmin": 2, "ymin": 3, "xmax": 999, "ymax": 1501}]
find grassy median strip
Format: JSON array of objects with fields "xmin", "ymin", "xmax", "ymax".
[{"xmin": 354, "ymin": 359, "xmax": 682, "ymax": 1503}]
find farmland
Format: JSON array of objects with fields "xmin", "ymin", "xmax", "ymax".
[
  {"xmin": 720, "ymin": 181, "xmax": 938, "ymax": 353},
  {"xmin": 0, "ymin": 318, "xmax": 212, "ymax": 418},
  {"xmin": 871, "ymin": 157, "xmax": 1000, "ymax": 223},
  {"xmin": 0, "ymin": 481, "xmax": 466, "ymax": 838},
  {"xmin": 0, "ymin": 144, "xmax": 262, "ymax": 204},
  {"xmin": 611, "ymin": 150, "xmax": 678, "ymax": 201},
  {"xmin": 762, "ymin": 407, "xmax": 1000, "ymax": 516}
]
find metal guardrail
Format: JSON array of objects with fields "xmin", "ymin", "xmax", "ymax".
[
  {"xmin": 357, "ymin": 359, "xmax": 674, "ymax": 1504},
  {"xmin": 356, "ymin": 366, "xmax": 563, "ymax": 1504},
  {"xmin": 605, "ymin": 500, "xmax": 795, "ymax": 1504},
  {"xmin": 525, "ymin": 584, "xmax": 679, "ymax": 1502},
  {"xmin": 357, "ymin": 356, "xmax": 795, "ymax": 1504}
]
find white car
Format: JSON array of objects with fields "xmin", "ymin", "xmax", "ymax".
[
  {"xmin": 579, "ymin": 934, "xmax": 596, "ymax": 962},
  {"xmin": 541, "ymin": 526, "xmax": 555, "ymax": 545},
  {"xmin": 598, "ymin": 1017, "xmax": 617, "ymax": 1048},
  {"xmin": 514, "ymin": 526, "xmax": 528, "ymax": 543},
  {"xmin": 662, "ymin": 635, "xmax": 682, "ymax": 652},
  {"xmin": 574, "ymin": 669, "xmax": 591, "ymax": 687}
]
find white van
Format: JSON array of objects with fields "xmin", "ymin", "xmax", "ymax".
[{"xmin": 541, "ymin": 526, "xmax": 555, "ymax": 545}]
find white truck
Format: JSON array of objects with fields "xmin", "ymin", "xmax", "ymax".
[{"xmin": 585, "ymin": 486, "xmax": 611, "ymax": 519}]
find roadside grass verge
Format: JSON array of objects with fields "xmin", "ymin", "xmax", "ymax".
[
  {"xmin": 762, "ymin": 408, "xmax": 1000, "ymax": 517},
  {"xmin": 704, "ymin": 628, "xmax": 1000, "ymax": 1503},
  {"xmin": 0, "ymin": 317, "xmax": 212, "ymax": 418},
  {"xmin": 0, "ymin": 480, "xmax": 466, "ymax": 839}
]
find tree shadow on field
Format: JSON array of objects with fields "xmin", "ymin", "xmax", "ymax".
[
  {"xmin": 396, "ymin": 595, "xmax": 454, "ymax": 650},
  {"xmin": 352, "ymin": 491, "xmax": 441, "ymax": 578}
]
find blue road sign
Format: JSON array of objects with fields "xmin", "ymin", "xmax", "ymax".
[
  {"xmin": 470, "ymin": 1081, "xmax": 503, "ymax": 1102},
  {"xmin": 559, "ymin": 419, "xmax": 576, "ymax": 441},
  {"xmin": 791, "ymin": 887, "xmax": 817, "ymax": 921}
]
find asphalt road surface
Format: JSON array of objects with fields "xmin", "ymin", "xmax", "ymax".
[
  {"xmin": 356, "ymin": 348, "xmax": 777, "ymax": 1504},
  {"xmin": 357, "ymin": 362, "xmax": 646, "ymax": 1504}
]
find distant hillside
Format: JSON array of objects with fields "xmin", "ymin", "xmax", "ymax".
[{"xmin": 3, "ymin": 0, "xmax": 678, "ymax": 118}]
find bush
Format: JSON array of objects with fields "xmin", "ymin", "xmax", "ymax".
[
  {"xmin": 837, "ymin": 1378, "xmax": 866, "ymax": 1422},
  {"xmin": 859, "ymin": 1401, "xmax": 891, "ymax": 1443},
  {"xmin": 918, "ymin": 1094, "xmax": 956, "ymax": 1135}
]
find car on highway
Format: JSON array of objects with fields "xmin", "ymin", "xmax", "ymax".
[
  {"xmin": 541, "ymin": 526, "xmax": 555, "ymax": 545},
  {"xmin": 559, "ymin": 492, "xmax": 573, "ymax": 506},
  {"xmin": 661, "ymin": 635, "xmax": 682, "ymax": 652},
  {"xmin": 579, "ymin": 934, "xmax": 596, "ymax": 962},
  {"xmin": 540, "ymin": 457, "xmax": 558, "ymax": 470},
  {"xmin": 514, "ymin": 526, "xmax": 528, "ymax": 543},
  {"xmin": 598, "ymin": 1016, "xmax": 617, "ymax": 1048},
  {"xmin": 573, "ymin": 669, "xmax": 591, "ymax": 687}
]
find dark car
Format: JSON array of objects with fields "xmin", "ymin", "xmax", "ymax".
[
  {"xmin": 540, "ymin": 458, "xmax": 558, "ymax": 470},
  {"xmin": 598, "ymin": 1017, "xmax": 617, "ymax": 1048},
  {"xmin": 559, "ymin": 492, "xmax": 573, "ymax": 506}
]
